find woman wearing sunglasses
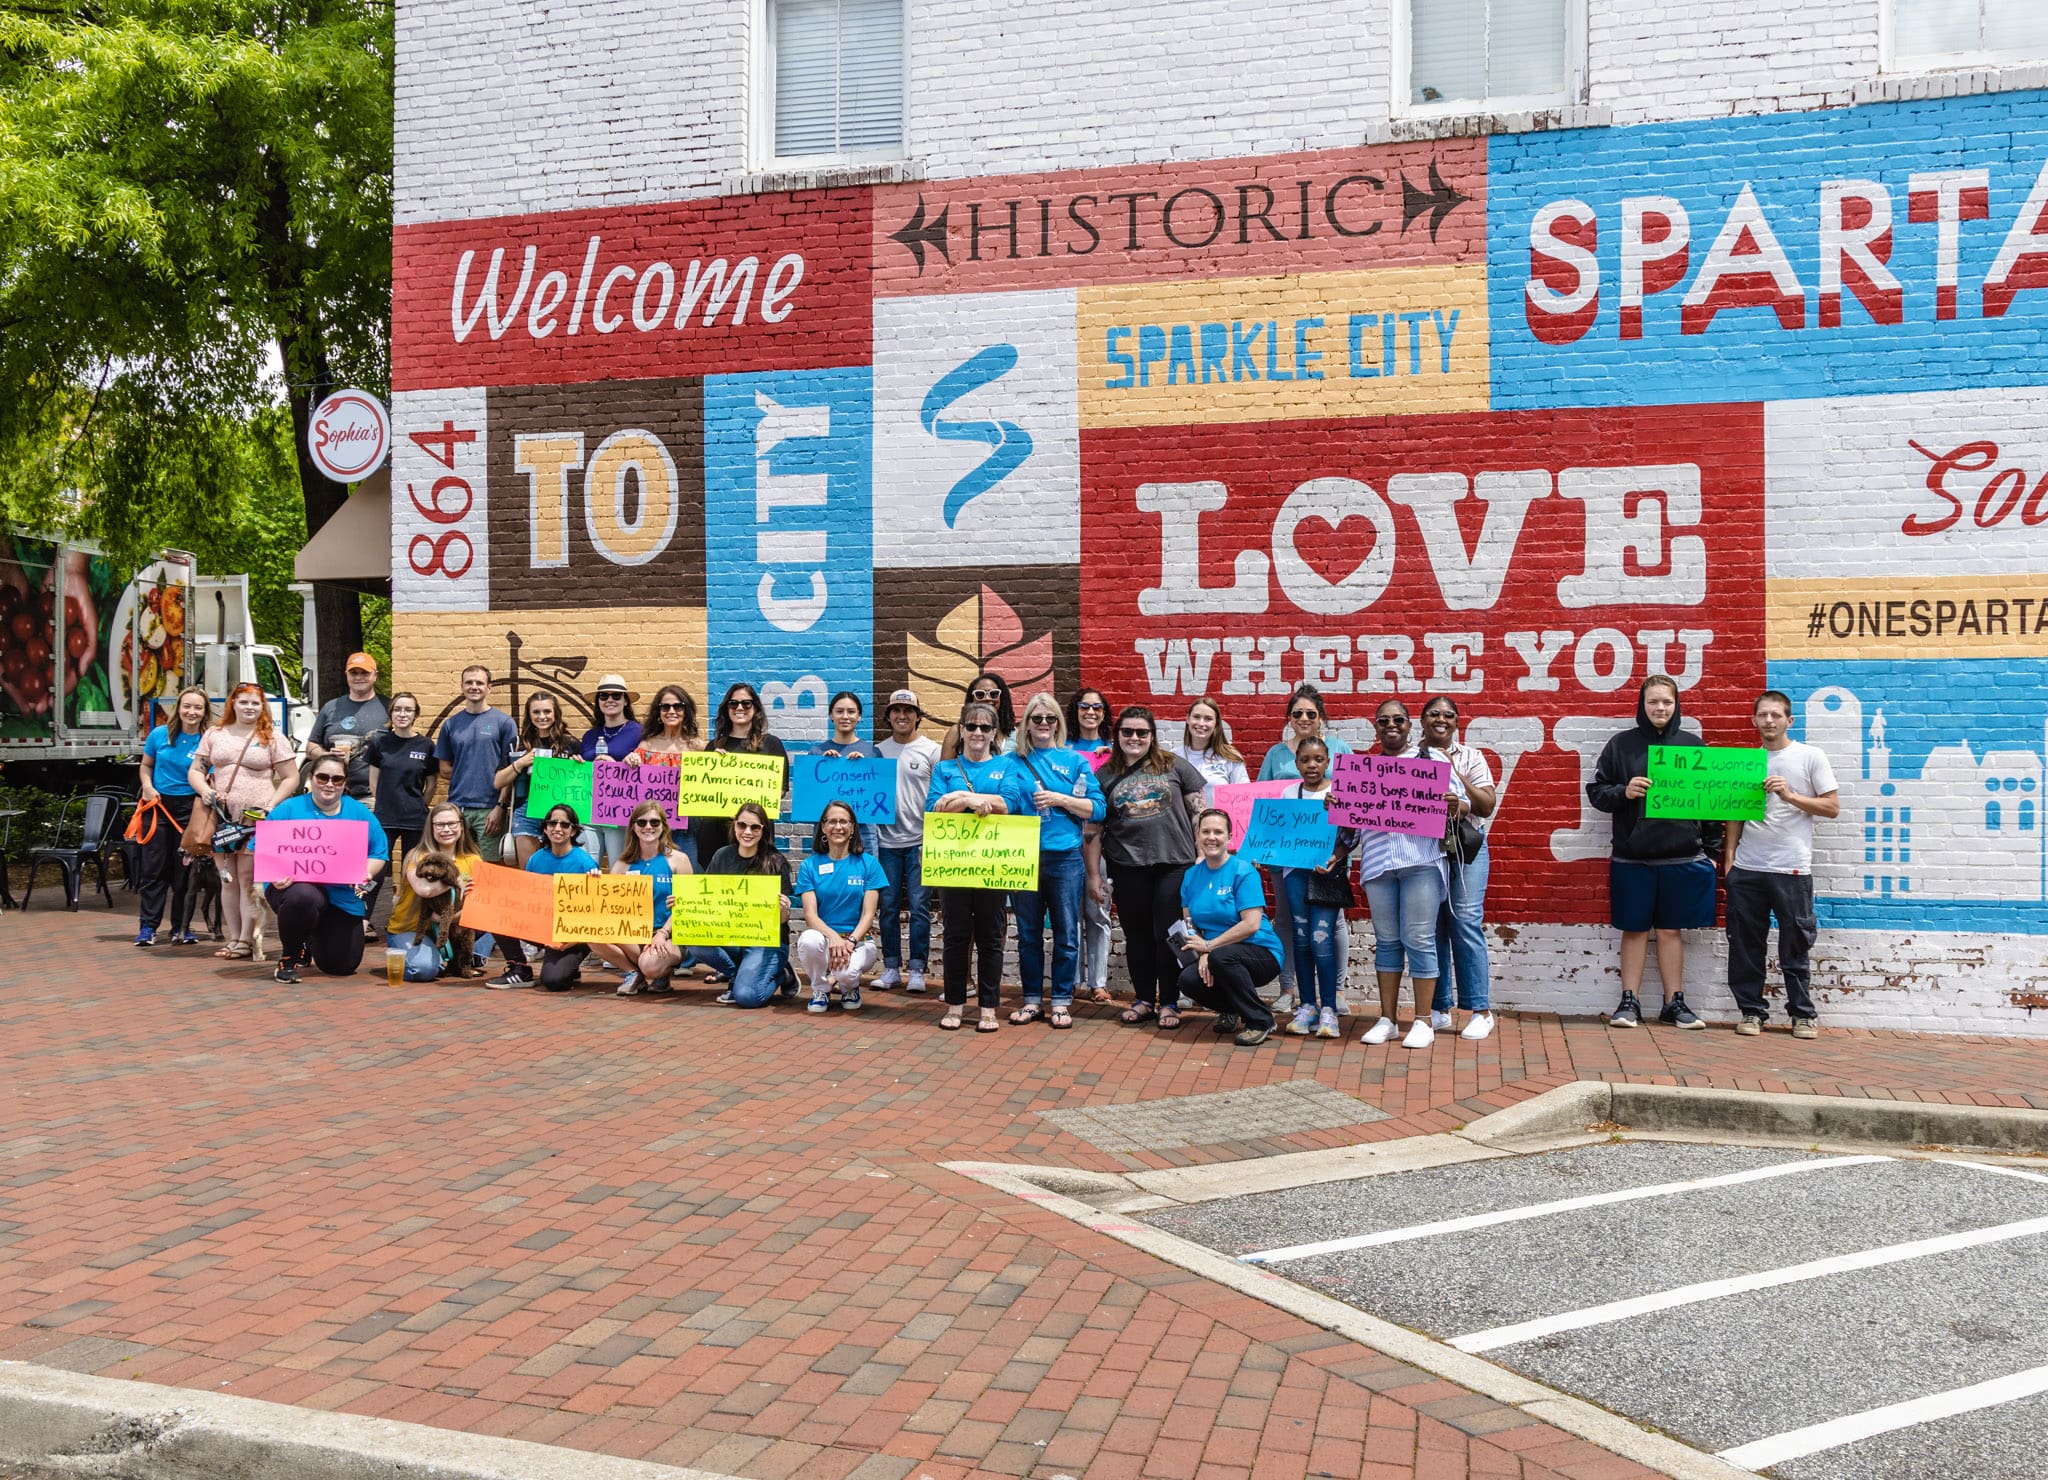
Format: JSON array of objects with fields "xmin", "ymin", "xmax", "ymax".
[
  {"xmin": 579, "ymin": 676, "xmax": 643, "ymax": 866},
  {"xmin": 628, "ymin": 685, "xmax": 703, "ymax": 868},
  {"xmin": 1099, "ymin": 706, "xmax": 1209, "ymax": 1028},
  {"xmin": 261, "ymin": 756, "xmax": 391, "ymax": 984},
  {"xmin": 1354, "ymin": 701, "xmax": 1465, "ymax": 1049},
  {"xmin": 1008, "ymin": 694, "xmax": 1105, "ymax": 1029},
  {"xmin": 704, "ymin": 802, "xmax": 794, "ymax": 1008},
  {"xmin": 940, "ymin": 673, "xmax": 1017, "ymax": 759},
  {"xmin": 794, "ymin": 800, "xmax": 885, "ymax": 1011},
  {"xmin": 1065, "ymin": 687, "xmax": 1117, "ymax": 1005},
  {"xmin": 930, "ymin": 702, "xmax": 1035, "ymax": 1031},
  {"xmin": 488, "ymin": 803, "xmax": 599, "ymax": 991},
  {"xmin": 695, "ymin": 682, "xmax": 789, "ymax": 865},
  {"xmin": 594, "ymin": 800, "xmax": 694, "ymax": 995},
  {"xmin": 1421, "ymin": 697, "xmax": 1499, "ymax": 1041}
]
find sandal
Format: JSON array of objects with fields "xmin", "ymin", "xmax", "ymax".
[
  {"xmin": 977, "ymin": 1009, "xmax": 1000, "ymax": 1033},
  {"xmin": 1009, "ymin": 1003, "xmax": 1044, "ymax": 1025},
  {"xmin": 939, "ymin": 1008, "xmax": 964, "ymax": 1030},
  {"xmin": 1049, "ymin": 1005, "xmax": 1073, "ymax": 1029},
  {"xmin": 1089, "ymin": 986, "xmax": 1114, "ymax": 1004},
  {"xmin": 216, "ymin": 941, "xmax": 252, "ymax": 960},
  {"xmin": 1157, "ymin": 1009, "xmax": 1183, "ymax": 1030},
  {"xmin": 1119, "ymin": 1002, "xmax": 1157, "ymax": 1025}
]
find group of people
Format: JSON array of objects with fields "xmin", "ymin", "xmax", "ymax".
[{"xmin": 128, "ymin": 656, "xmax": 1837, "ymax": 1042}]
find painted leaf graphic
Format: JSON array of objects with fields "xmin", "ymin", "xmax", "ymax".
[{"xmin": 907, "ymin": 585, "xmax": 1058, "ymax": 742}]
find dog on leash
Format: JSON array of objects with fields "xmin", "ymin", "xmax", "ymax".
[{"xmin": 405, "ymin": 850, "xmax": 481, "ymax": 978}]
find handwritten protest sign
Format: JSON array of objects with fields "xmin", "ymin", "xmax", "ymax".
[
  {"xmin": 591, "ymin": 758, "xmax": 683, "ymax": 827},
  {"xmin": 1647, "ymin": 745, "xmax": 1767, "ymax": 821},
  {"xmin": 672, "ymin": 751, "xmax": 784, "ymax": 819},
  {"xmin": 921, "ymin": 813, "xmax": 1041, "ymax": 890},
  {"xmin": 1213, "ymin": 780, "xmax": 1295, "ymax": 849},
  {"xmin": 1329, "ymin": 754, "xmax": 1451, "ymax": 836},
  {"xmin": 525, "ymin": 757, "xmax": 594, "ymax": 820},
  {"xmin": 791, "ymin": 755, "xmax": 897, "ymax": 823},
  {"xmin": 554, "ymin": 873, "xmax": 654, "ymax": 943},
  {"xmin": 1238, "ymin": 799, "xmax": 1339, "ymax": 869},
  {"xmin": 461, "ymin": 863, "xmax": 559, "ymax": 947},
  {"xmin": 668, "ymin": 874, "xmax": 782, "ymax": 947},
  {"xmin": 253, "ymin": 818, "xmax": 370, "ymax": 885}
]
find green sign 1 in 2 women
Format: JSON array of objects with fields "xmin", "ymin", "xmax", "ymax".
[{"xmin": 1645, "ymin": 746, "xmax": 1767, "ymax": 821}]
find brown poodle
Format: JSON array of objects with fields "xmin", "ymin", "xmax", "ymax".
[{"xmin": 405, "ymin": 850, "xmax": 481, "ymax": 978}]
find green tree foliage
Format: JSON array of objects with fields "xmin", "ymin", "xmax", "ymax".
[{"xmin": 0, "ymin": 0, "xmax": 392, "ymax": 696}]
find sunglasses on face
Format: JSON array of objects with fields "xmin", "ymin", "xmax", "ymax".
[
  {"xmin": 1290, "ymin": 709, "xmax": 1319, "ymax": 720},
  {"xmin": 733, "ymin": 821, "xmax": 763, "ymax": 833},
  {"xmin": 1119, "ymin": 727, "xmax": 1152, "ymax": 739},
  {"xmin": 659, "ymin": 702, "xmax": 686, "ymax": 711},
  {"xmin": 545, "ymin": 819, "xmax": 575, "ymax": 830},
  {"xmin": 962, "ymin": 722, "xmax": 995, "ymax": 734},
  {"xmin": 312, "ymin": 773, "xmax": 346, "ymax": 784},
  {"xmin": 970, "ymin": 690, "xmax": 999, "ymax": 701},
  {"xmin": 599, "ymin": 693, "xmax": 625, "ymax": 702},
  {"xmin": 633, "ymin": 819, "xmax": 664, "ymax": 829},
  {"xmin": 1376, "ymin": 716, "xmax": 1409, "ymax": 728},
  {"xmin": 1029, "ymin": 714, "xmax": 1057, "ymax": 724},
  {"xmin": 728, "ymin": 698, "xmax": 756, "ymax": 711}
]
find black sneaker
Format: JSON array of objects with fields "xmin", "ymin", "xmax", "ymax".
[
  {"xmin": 487, "ymin": 967, "xmax": 534, "ymax": 990},
  {"xmin": 272, "ymin": 959, "xmax": 301, "ymax": 985},
  {"xmin": 1609, "ymin": 991, "xmax": 1642, "ymax": 1028},
  {"xmin": 1660, "ymin": 994, "xmax": 1704, "ymax": 1030},
  {"xmin": 1212, "ymin": 1013, "xmax": 1242, "ymax": 1035}
]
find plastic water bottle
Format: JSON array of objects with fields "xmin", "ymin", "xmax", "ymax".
[{"xmin": 596, "ymin": 731, "xmax": 610, "ymax": 759}]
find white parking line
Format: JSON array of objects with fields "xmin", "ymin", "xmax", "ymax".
[
  {"xmin": 1451, "ymin": 1211, "xmax": 2048, "ymax": 1353},
  {"xmin": 1957, "ymin": 1160, "xmax": 2048, "ymax": 1188},
  {"xmin": 1240, "ymin": 1156, "xmax": 1890, "ymax": 1265},
  {"xmin": 1717, "ymin": 1363, "xmax": 2048, "ymax": 1469}
]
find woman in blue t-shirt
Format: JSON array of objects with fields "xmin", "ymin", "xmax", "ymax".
[
  {"xmin": 134, "ymin": 685, "xmax": 211, "ymax": 947},
  {"xmin": 489, "ymin": 803, "xmax": 599, "ymax": 992},
  {"xmin": 1176, "ymin": 808, "xmax": 1285, "ymax": 1046},
  {"xmin": 793, "ymin": 800, "xmax": 884, "ymax": 1013},
  {"xmin": 1008, "ymin": 693, "xmax": 1105, "ymax": 1029},
  {"xmin": 260, "ymin": 755, "xmax": 392, "ymax": 984},
  {"xmin": 929, "ymin": 703, "xmax": 1036, "ymax": 1032},
  {"xmin": 592, "ymin": 800, "xmax": 694, "ymax": 996}
]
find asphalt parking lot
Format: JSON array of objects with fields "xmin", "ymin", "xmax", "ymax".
[{"xmin": 1146, "ymin": 1140, "xmax": 2048, "ymax": 1478}]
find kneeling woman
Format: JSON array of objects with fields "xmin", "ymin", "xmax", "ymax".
[
  {"xmin": 703, "ymin": 802, "xmax": 792, "ymax": 1007},
  {"xmin": 489, "ymin": 804, "xmax": 600, "ymax": 992},
  {"xmin": 597, "ymin": 800, "xmax": 694, "ymax": 995},
  {"xmin": 1176, "ymin": 809, "xmax": 1285, "ymax": 1046},
  {"xmin": 262, "ymin": 755, "xmax": 391, "ymax": 984},
  {"xmin": 794, "ymin": 800, "xmax": 885, "ymax": 1012}
]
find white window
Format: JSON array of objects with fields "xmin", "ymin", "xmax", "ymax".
[
  {"xmin": 1402, "ymin": 0, "xmax": 1580, "ymax": 113},
  {"xmin": 1888, "ymin": 1, "xmax": 2048, "ymax": 70},
  {"xmin": 765, "ymin": 0, "xmax": 904, "ymax": 164}
]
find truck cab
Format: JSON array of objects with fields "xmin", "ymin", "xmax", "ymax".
[{"xmin": 192, "ymin": 576, "xmax": 314, "ymax": 748}]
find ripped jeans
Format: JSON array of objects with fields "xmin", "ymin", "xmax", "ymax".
[{"xmin": 1281, "ymin": 868, "xmax": 1345, "ymax": 1013}]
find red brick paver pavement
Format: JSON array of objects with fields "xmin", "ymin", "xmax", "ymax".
[{"xmin": 3, "ymin": 905, "xmax": 2044, "ymax": 1479}]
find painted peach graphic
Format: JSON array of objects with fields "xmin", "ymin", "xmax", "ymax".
[{"xmin": 907, "ymin": 585, "xmax": 1056, "ymax": 740}]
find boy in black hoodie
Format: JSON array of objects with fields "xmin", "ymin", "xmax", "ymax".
[{"xmin": 1587, "ymin": 675, "xmax": 1722, "ymax": 1029}]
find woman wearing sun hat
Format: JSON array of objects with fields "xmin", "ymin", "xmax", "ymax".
[{"xmin": 580, "ymin": 674, "xmax": 643, "ymax": 867}]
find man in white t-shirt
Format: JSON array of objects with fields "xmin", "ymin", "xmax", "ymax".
[
  {"xmin": 1722, "ymin": 689, "xmax": 1839, "ymax": 1039},
  {"xmin": 874, "ymin": 689, "xmax": 942, "ymax": 993}
]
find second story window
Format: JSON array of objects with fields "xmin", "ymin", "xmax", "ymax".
[
  {"xmin": 1406, "ymin": 0, "xmax": 1576, "ymax": 112},
  {"xmin": 770, "ymin": 0, "xmax": 904, "ymax": 163},
  {"xmin": 1889, "ymin": 1, "xmax": 2048, "ymax": 70}
]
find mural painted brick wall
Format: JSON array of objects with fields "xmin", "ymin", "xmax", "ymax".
[{"xmin": 392, "ymin": 36, "xmax": 2048, "ymax": 1034}]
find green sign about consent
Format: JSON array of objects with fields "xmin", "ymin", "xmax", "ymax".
[{"xmin": 1646, "ymin": 746, "xmax": 1767, "ymax": 821}]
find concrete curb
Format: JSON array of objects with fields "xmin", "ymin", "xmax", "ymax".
[{"xmin": 0, "ymin": 1362, "xmax": 743, "ymax": 1480}]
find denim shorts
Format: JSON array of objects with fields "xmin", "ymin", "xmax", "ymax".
[{"xmin": 510, "ymin": 812, "xmax": 544, "ymax": 841}]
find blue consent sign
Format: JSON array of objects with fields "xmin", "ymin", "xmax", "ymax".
[
  {"xmin": 1237, "ymin": 798, "xmax": 1338, "ymax": 870},
  {"xmin": 790, "ymin": 755, "xmax": 898, "ymax": 824}
]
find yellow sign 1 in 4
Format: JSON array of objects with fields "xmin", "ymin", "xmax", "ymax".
[
  {"xmin": 921, "ymin": 813, "xmax": 1041, "ymax": 890},
  {"xmin": 1646, "ymin": 745, "xmax": 1768, "ymax": 821},
  {"xmin": 668, "ymin": 874, "xmax": 783, "ymax": 947}
]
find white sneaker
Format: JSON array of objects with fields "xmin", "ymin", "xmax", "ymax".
[
  {"xmin": 1403, "ymin": 1019, "xmax": 1436, "ymax": 1049},
  {"xmin": 1270, "ymin": 992, "xmax": 1297, "ymax": 1017},
  {"xmin": 905, "ymin": 968, "xmax": 928, "ymax": 994},
  {"xmin": 1286, "ymin": 1005, "xmax": 1318, "ymax": 1036},
  {"xmin": 615, "ymin": 971, "xmax": 642, "ymax": 996},
  {"xmin": 1461, "ymin": 1011, "xmax": 1495, "ymax": 1041},
  {"xmin": 1361, "ymin": 1016, "xmax": 1398, "ymax": 1045},
  {"xmin": 1429, "ymin": 1010, "xmax": 1454, "ymax": 1030},
  {"xmin": 878, "ymin": 966, "xmax": 902, "ymax": 990}
]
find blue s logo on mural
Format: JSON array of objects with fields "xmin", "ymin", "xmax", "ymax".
[
  {"xmin": 920, "ymin": 345, "xmax": 1033, "ymax": 528},
  {"xmin": 704, "ymin": 370, "xmax": 873, "ymax": 743},
  {"xmin": 1491, "ymin": 90, "xmax": 2048, "ymax": 407}
]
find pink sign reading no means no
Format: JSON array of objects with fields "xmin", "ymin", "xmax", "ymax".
[
  {"xmin": 1328, "ymin": 754, "xmax": 1452, "ymax": 838},
  {"xmin": 253, "ymin": 818, "xmax": 372, "ymax": 885}
]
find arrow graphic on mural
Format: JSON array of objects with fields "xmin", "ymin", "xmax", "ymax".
[
  {"xmin": 1401, "ymin": 161, "xmax": 1470, "ymax": 241},
  {"xmin": 889, "ymin": 196, "xmax": 952, "ymax": 272},
  {"xmin": 920, "ymin": 345, "xmax": 1034, "ymax": 528}
]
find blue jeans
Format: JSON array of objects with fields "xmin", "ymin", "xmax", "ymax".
[
  {"xmin": 1080, "ymin": 847, "xmax": 1111, "ymax": 993},
  {"xmin": 1433, "ymin": 841, "xmax": 1491, "ymax": 1013},
  {"xmin": 700, "ymin": 946, "xmax": 787, "ymax": 1007},
  {"xmin": 1281, "ymin": 869, "xmax": 1344, "ymax": 1013},
  {"xmin": 877, "ymin": 845, "xmax": 931, "ymax": 969},
  {"xmin": 1014, "ymin": 848, "xmax": 1084, "ymax": 1005},
  {"xmin": 1363, "ymin": 864, "xmax": 1444, "ymax": 979}
]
